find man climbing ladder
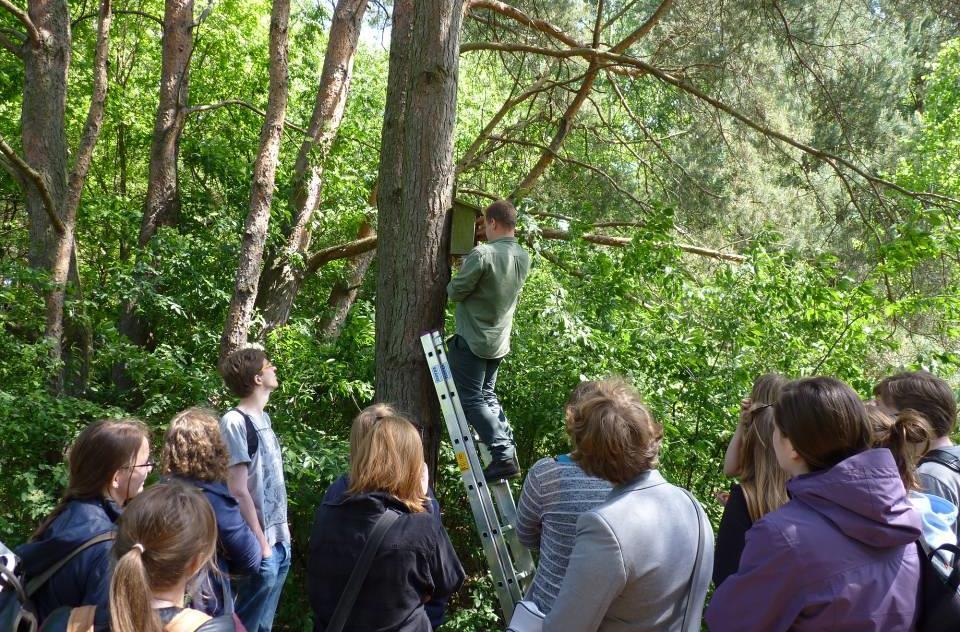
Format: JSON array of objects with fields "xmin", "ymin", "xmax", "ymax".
[{"xmin": 446, "ymin": 199, "xmax": 531, "ymax": 482}]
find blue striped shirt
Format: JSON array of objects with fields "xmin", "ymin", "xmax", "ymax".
[{"xmin": 516, "ymin": 455, "xmax": 613, "ymax": 614}]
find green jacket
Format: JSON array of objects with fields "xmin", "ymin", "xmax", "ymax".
[{"xmin": 447, "ymin": 236, "xmax": 531, "ymax": 359}]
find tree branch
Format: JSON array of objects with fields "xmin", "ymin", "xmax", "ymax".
[
  {"xmin": 304, "ymin": 234, "xmax": 379, "ymax": 277},
  {"xmin": 67, "ymin": 0, "xmax": 113, "ymax": 222},
  {"xmin": 463, "ymin": 43, "xmax": 960, "ymax": 208},
  {"xmin": 185, "ymin": 99, "xmax": 308, "ymax": 134},
  {"xmin": 0, "ymin": 136, "xmax": 64, "ymax": 234},
  {"xmin": 609, "ymin": 0, "xmax": 674, "ymax": 54},
  {"xmin": 538, "ymin": 227, "xmax": 746, "ymax": 262},
  {"xmin": 0, "ymin": 28, "xmax": 23, "ymax": 57},
  {"xmin": 0, "ymin": 0, "xmax": 39, "ymax": 45},
  {"xmin": 71, "ymin": 8, "xmax": 163, "ymax": 30},
  {"xmin": 467, "ymin": 0, "xmax": 582, "ymax": 48}
]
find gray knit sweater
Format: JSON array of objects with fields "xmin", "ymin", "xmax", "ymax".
[{"xmin": 516, "ymin": 456, "xmax": 613, "ymax": 614}]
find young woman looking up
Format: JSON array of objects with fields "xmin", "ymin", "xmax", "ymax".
[
  {"xmin": 162, "ymin": 408, "xmax": 262, "ymax": 616},
  {"xmin": 307, "ymin": 415, "xmax": 465, "ymax": 632},
  {"xmin": 42, "ymin": 481, "xmax": 235, "ymax": 632},
  {"xmin": 17, "ymin": 419, "xmax": 152, "ymax": 622},
  {"xmin": 713, "ymin": 373, "xmax": 788, "ymax": 587},
  {"xmin": 707, "ymin": 377, "xmax": 922, "ymax": 631}
]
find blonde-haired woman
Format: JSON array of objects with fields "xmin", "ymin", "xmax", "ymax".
[
  {"xmin": 41, "ymin": 482, "xmax": 235, "ymax": 632},
  {"xmin": 713, "ymin": 373, "xmax": 789, "ymax": 587},
  {"xmin": 162, "ymin": 408, "xmax": 261, "ymax": 616},
  {"xmin": 307, "ymin": 415, "xmax": 464, "ymax": 632}
]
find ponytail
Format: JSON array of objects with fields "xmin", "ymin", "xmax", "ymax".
[
  {"xmin": 867, "ymin": 406, "xmax": 933, "ymax": 490},
  {"xmin": 110, "ymin": 547, "xmax": 163, "ymax": 632}
]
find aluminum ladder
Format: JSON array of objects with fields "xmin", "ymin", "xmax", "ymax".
[{"xmin": 420, "ymin": 331, "xmax": 535, "ymax": 621}]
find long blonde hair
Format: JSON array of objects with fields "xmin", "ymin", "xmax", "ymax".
[
  {"xmin": 348, "ymin": 415, "xmax": 427, "ymax": 513},
  {"xmin": 738, "ymin": 374, "xmax": 789, "ymax": 522},
  {"xmin": 349, "ymin": 403, "xmax": 398, "ymax": 461},
  {"xmin": 109, "ymin": 482, "xmax": 217, "ymax": 632}
]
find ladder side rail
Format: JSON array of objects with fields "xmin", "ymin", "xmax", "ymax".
[
  {"xmin": 428, "ymin": 333, "xmax": 535, "ymax": 589},
  {"xmin": 421, "ymin": 334, "xmax": 522, "ymax": 618}
]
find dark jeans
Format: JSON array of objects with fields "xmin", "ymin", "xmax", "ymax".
[{"xmin": 447, "ymin": 334, "xmax": 516, "ymax": 462}]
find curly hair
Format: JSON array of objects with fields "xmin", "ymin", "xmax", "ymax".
[
  {"xmin": 161, "ymin": 408, "xmax": 229, "ymax": 483},
  {"xmin": 568, "ymin": 378, "xmax": 663, "ymax": 485}
]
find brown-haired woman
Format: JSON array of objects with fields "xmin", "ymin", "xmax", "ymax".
[
  {"xmin": 162, "ymin": 408, "xmax": 262, "ymax": 617},
  {"xmin": 706, "ymin": 377, "xmax": 922, "ymax": 631},
  {"xmin": 713, "ymin": 373, "xmax": 788, "ymax": 587},
  {"xmin": 307, "ymin": 415, "xmax": 465, "ymax": 632},
  {"xmin": 17, "ymin": 419, "xmax": 152, "ymax": 623},
  {"xmin": 875, "ymin": 370, "xmax": 960, "ymax": 534},
  {"xmin": 42, "ymin": 482, "xmax": 237, "ymax": 632},
  {"xmin": 543, "ymin": 378, "xmax": 713, "ymax": 632},
  {"xmin": 867, "ymin": 405, "xmax": 958, "ymax": 558}
]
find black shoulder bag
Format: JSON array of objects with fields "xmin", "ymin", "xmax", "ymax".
[{"xmin": 324, "ymin": 509, "xmax": 401, "ymax": 632}]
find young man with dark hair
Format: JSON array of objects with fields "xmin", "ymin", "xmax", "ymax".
[
  {"xmin": 218, "ymin": 348, "xmax": 290, "ymax": 632},
  {"xmin": 447, "ymin": 199, "xmax": 531, "ymax": 481},
  {"xmin": 875, "ymin": 370, "xmax": 960, "ymax": 534}
]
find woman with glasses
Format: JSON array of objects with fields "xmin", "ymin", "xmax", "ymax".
[
  {"xmin": 307, "ymin": 414, "xmax": 464, "ymax": 632},
  {"xmin": 712, "ymin": 373, "xmax": 788, "ymax": 587},
  {"xmin": 17, "ymin": 418, "xmax": 152, "ymax": 624},
  {"xmin": 162, "ymin": 407, "xmax": 262, "ymax": 616}
]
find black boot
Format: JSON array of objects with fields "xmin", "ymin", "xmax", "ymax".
[{"xmin": 483, "ymin": 458, "xmax": 520, "ymax": 482}]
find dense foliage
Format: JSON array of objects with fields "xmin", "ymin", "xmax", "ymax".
[{"xmin": 1, "ymin": 1, "xmax": 958, "ymax": 629}]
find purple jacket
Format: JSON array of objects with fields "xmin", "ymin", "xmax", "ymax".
[{"xmin": 706, "ymin": 448, "xmax": 922, "ymax": 632}]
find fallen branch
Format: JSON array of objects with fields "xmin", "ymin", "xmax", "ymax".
[{"xmin": 539, "ymin": 227, "xmax": 745, "ymax": 262}]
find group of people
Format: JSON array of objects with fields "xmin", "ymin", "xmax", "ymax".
[{"xmin": 5, "ymin": 197, "xmax": 960, "ymax": 632}]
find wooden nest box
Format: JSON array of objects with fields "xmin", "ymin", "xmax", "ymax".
[{"xmin": 450, "ymin": 198, "xmax": 482, "ymax": 255}]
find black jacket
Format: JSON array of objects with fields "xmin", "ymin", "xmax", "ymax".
[
  {"xmin": 17, "ymin": 497, "xmax": 121, "ymax": 622},
  {"xmin": 307, "ymin": 490, "xmax": 465, "ymax": 632},
  {"xmin": 712, "ymin": 482, "xmax": 752, "ymax": 588}
]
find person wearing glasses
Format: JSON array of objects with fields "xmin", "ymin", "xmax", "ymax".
[
  {"xmin": 162, "ymin": 407, "xmax": 262, "ymax": 616},
  {"xmin": 17, "ymin": 418, "xmax": 152, "ymax": 624},
  {"xmin": 218, "ymin": 347, "xmax": 290, "ymax": 632}
]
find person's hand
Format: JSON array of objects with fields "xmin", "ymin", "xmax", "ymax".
[
  {"xmin": 714, "ymin": 491, "xmax": 731, "ymax": 506},
  {"xmin": 420, "ymin": 462, "xmax": 430, "ymax": 496},
  {"xmin": 738, "ymin": 397, "xmax": 753, "ymax": 427},
  {"xmin": 261, "ymin": 542, "xmax": 273, "ymax": 559}
]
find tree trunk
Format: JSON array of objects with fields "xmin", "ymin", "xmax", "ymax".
[
  {"xmin": 19, "ymin": 0, "xmax": 110, "ymax": 393},
  {"xmin": 375, "ymin": 0, "xmax": 464, "ymax": 472},
  {"xmin": 256, "ymin": 0, "xmax": 368, "ymax": 332},
  {"xmin": 219, "ymin": 0, "xmax": 290, "ymax": 361},
  {"xmin": 139, "ymin": 0, "xmax": 192, "ymax": 246},
  {"xmin": 116, "ymin": 0, "xmax": 193, "ymax": 381},
  {"xmin": 317, "ymin": 220, "xmax": 375, "ymax": 340}
]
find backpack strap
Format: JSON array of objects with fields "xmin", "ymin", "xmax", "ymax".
[
  {"xmin": 164, "ymin": 608, "xmax": 213, "ymax": 632},
  {"xmin": 66, "ymin": 605, "xmax": 96, "ymax": 632},
  {"xmin": 919, "ymin": 449, "xmax": 960, "ymax": 475},
  {"xmin": 228, "ymin": 408, "xmax": 259, "ymax": 460},
  {"xmin": 325, "ymin": 509, "xmax": 401, "ymax": 632},
  {"xmin": 25, "ymin": 531, "xmax": 115, "ymax": 597},
  {"xmin": 679, "ymin": 489, "xmax": 709, "ymax": 632}
]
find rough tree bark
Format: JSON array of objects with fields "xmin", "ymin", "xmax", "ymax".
[
  {"xmin": 375, "ymin": 0, "xmax": 464, "ymax": 471},
  {"xmin": 117, "ymin": 0, "xmax": 193, "ymax": 361},
  {"xmin": 317, "ymin": 219, "xmax": 375, "ymax": 339},
  {"xmin": 255, "ymin": 0, "xmax": 368, "ymax": 332},
  {"xmin": 140, "ymin": 0, "xmax": 192, "ymax": 246},
  {"xmin": 2, "ymin": 0, "xmax": 112, "ymax": 392},
  {"xmin": 219, "ymin": 0, "xmax": 290, "ymax": 361}
]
